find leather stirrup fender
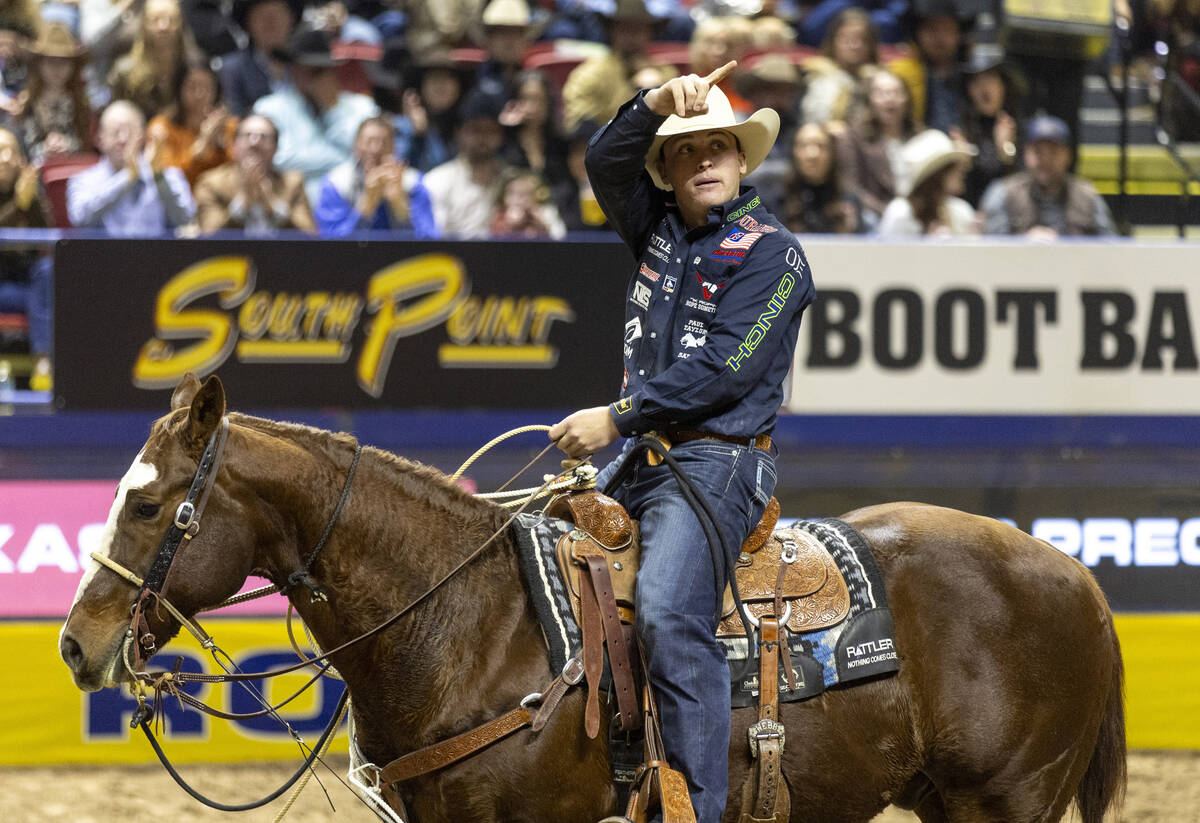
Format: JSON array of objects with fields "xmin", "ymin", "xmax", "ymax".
[{"xmin": 737, "ymin": 616, "xmax": 790, "ymax": 823}]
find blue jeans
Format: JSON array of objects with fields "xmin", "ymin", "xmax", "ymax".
[{"xmin": 601, "ymin": 438, "xmax": 777, "ymax": 823}]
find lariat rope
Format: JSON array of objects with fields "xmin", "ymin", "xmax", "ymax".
[{"xmin": 450, "ymin": 424, "xmax": 553, "ymax": 481}]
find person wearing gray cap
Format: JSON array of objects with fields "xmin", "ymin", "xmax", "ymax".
[{"xmin": 979, "ymin": 114, "xmax": 1114, "ymax": 239}]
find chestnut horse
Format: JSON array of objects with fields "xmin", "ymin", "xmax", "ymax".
[{"xmin": 60, "ymin": 375, "xmax": 1126, "ymax": 823}]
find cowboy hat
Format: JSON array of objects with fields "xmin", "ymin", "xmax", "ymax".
[
  {"xmin": 275, "ymin": 24, "xmax": 345, "ymax": 68},
  {"xmin": 735, "ymin": 53, "xmax": 805, "ymax": 97},
  {"xmin": 481, "ymin": 0, "xmax": 534, "ymax": 28},
  {"xmin": 645, "ymin": 84, "xmax": 780, "ymax": 190},
  {"xmin": 902, "ymin": 129, "xmax": 971, "ymax": 193},
  {"xmin": 26, "ymin": 21, "xmax": 86, "ymax": 59}
]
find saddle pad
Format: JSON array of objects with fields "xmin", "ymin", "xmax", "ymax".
[
  {"xmin": 722, "ymin": 518, "xmax": 899, "ymax": 708},
  {"xmin": 511, "ymin": 514, "xmax": 898, "ymax": 708},
  {"xmin": 513, "ymin": 513, "xmax": 583, "ymax": 674}
]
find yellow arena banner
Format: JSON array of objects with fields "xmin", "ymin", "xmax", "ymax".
[
  {"xmin": 5, "ymin": 612, "xmax": 1200, "ymax": 764},
  {"xmin": 0, "ymin": 618, "xmax": 349, "ymax": 765}
]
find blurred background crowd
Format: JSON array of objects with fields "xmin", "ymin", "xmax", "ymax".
[{"xmin": 0, "ymin": 0, "xmax": 1198, "ymax": 372}]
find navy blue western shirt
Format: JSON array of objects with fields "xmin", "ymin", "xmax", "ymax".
[{"xmin": 585, "ymin": 92, "xmax": 816, "ymax": 440}]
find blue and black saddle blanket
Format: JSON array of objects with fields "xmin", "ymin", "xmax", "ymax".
[{"xmin": 511, "ymin": 513, "xmax": 899, "ymax": 708}]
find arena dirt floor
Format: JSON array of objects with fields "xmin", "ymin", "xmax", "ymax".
[{"xmin": 1, "ymin": 751, "xmax": 1197, "ymax": 822}]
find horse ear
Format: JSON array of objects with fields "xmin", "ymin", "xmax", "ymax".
[
  {"xmin": 186, "ymin": 376, "xmax": 226, "ymax": 443},
  {"xmin": 171, "ymin": 373, "xmax": 203, "ymax": 411}
]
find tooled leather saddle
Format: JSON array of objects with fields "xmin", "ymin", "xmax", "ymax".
[{"xmin": 545, "ymin": 488, "xmax": 852, "ymax": 823}]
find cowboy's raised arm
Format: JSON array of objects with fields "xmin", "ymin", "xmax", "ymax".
[{"xmin": 585, "ymin": 62, "xmax": 736, "ymax": 256}]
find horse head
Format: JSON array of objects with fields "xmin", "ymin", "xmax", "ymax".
[{"xmin": 60, "ymin": 374, "xmax": 260, "ymax": 691}]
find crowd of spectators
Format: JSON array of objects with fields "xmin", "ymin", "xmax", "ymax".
[{"xmin": 0, "ymin": 0, "xmax": 1183, "ymax": 360}]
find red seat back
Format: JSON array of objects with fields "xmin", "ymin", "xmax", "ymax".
[{"xmin": 41, "ymin": 153, "xmax": 100, "ymax": 228}]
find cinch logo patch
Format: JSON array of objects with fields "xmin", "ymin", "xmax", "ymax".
[
  {"xmin": 726, "ymin": 195, "xmax": 761, "ymax": 223},
  {"xmin": 638, "ymin": 263, "xmax": 661, "ymax": 282},
  {"xmin": 695, "ymin": 271, "xmax": 724, "ymax": 300},
  {"xmin": 726, "ymin": 272, "xmax": 795, "ymax": 372}
]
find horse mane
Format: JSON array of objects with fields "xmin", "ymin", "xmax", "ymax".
[{"xmin": 223, "ymin": 412, "xmax": 508, "ymax": 528}]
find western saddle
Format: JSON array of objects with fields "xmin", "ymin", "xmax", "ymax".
[{"xmin": 545, "ymin": 486, "xmax": 849, "ymax": 823}]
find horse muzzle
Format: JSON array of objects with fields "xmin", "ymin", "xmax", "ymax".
[{"xmin": 60, "ymin": 625, "xmax": 131, "ymax": 692}]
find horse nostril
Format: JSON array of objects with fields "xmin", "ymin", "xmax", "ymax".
[{"xmin": 61, "ymin": 634, "xmax": 84, "ymax": 672}]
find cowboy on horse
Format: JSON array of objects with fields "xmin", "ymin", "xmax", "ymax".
[{"xmin": 551, "ymin": 61, "xmax": 815, "ymax": 823}]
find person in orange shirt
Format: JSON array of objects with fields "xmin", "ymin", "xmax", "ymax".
[{"xmin": 146, "ymin": 60, "xmax": 238, "ymax": 186}]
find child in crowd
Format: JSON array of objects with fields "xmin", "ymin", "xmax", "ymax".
[{"xmin": 489, "ymin": 168, "xmax": 564, "ymax": 239}]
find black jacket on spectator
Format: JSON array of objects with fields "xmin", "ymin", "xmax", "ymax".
[{"xmin": 220, "ymin": 49, "xmax": 275, "ymax": 116}]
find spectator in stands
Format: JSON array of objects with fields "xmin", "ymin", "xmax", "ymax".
[
  {"xmin": 67, "ymin": 100, "xmax": 196, "ymax": 233},
  {"xmin": 314, "ymin": 115, "xmax": 437, "ymax": 236},
  {"xmin": 403, "ymin": 0, "xmax": 485, "ymax": 57},
  {"xmin": 423, "ymin": 88, "xmax": 511, "ymax": 238},
  {"xmin": 108, "ymin": 0, "xmax": 202, "ymax": 119},
  {"xmin": 738, "ymin": 54, "xmax": 805, "ymax": 208},
  {"xmin": 475, "ymin": 0, "xmax": 535, "ymax": 102},
  {"xmin": 254, "ymin": 24, "xmax": 378, "ymax": 202},
  {"xmin": 193, "ymin": 112, "xmax": 314, "ymax": 233},
  {"xmin": 980, "ymin": 114, "xmax": 1115, "ymax": 238},
  {"xmin": 0, "ymin": 126, "xmax": 50, "ymax": 359},
  {"xmin": 747, "ymin": 14, "xmax": 796, "ymax": 52},
  {"xmin": 0, "ymin": 19, "xmax": 33, "ymax": 99},
  {"xmin": 220, "ymin": 0, "xmax": 301, "ymax": 117},
  {"xmin": 801, "ymin": 7, "xmax": 879, "ymax": 126},
  {"xmin": 551, "ymin": 119, "xmax": 607, "ymax": 231},
  {"xmin": 837, "ymin": 68, "xmax": 916, "ymax": 224},
  {"xmin": 561, "ymin": 0, "xmax": 663, "ymax": 133},
  {"xmin": 147, "ymin": 60, "xmax": 237, "ymax": 185},
  {"xmin": 383, "ymin": 48, "xmax": 471, "ymax": 173},
  {"xmin": 782, "ymin": 122, "xmax": 862, "ymax": 234},
  {"xmin": 14, "ymin": 23, "xmax": 92, "ymax": 163},
  {"xmin": 80, "ymin": 0, "xmax": 141, "ymax": 102},
  {"xmin": 956, "ymin": 44, "xmax": 1024, "ymax": 207},
  {"xmin": 0, "ymin": 126, "xmax": 44, "ymax": 226},
  {"xmin": 877, "ymin": 128, "xmax": 976, "ymax": 236},
  {"xmin": 489, "ymin": 168, "xmax": 565, "ymax": 238},
  {"xmin": 799, "ymin": 0, "xmax": 907, "ymax": 46},
  {"xmin": 500, "ymin": 70, "xmax": 568, "ymax": 184},
  {"xmin": 689, "ymin": 16, "xmax": 753, "ymax": 115},
  {"xmin": 888, "ymin": 0, "xmax": 967, "ymax": 133}
]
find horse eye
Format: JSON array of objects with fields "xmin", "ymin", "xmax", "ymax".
[{"xmin": 135, "ymin": 502, "xmax": 161, "ymax": 519}]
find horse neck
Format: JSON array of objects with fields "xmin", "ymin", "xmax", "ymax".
[{"xmin": 227, "ymin": 417, "xmax": 546, "ymax": 739}]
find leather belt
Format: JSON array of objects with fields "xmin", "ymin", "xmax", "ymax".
[{"xmin": 664, "ymin": 427, "xmax": 772, "ymax": 453}]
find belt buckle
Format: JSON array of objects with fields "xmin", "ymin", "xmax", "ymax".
[{"xmin": 747, "ymin": 718, "xmax": 785, "ymax": 757}]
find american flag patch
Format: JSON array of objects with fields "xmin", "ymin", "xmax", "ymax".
[{"xmin": 720, "ymin": 230, "xmax": 762, "ymax": 251}]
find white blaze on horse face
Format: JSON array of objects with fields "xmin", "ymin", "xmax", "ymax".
[{"xmin": 66, "ymin": 448, "xmax": 158, "ymax": 612}]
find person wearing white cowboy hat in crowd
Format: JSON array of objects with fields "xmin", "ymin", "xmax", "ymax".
[
  {"xmin": 876, "ymin": 127, "xmax": 977, "ymax": 237},
  {"xmin": 474, "ymin": 0, "xmax": 540, "ymax": 103},
  {"xmin": 549, "ymin": 62, "xmax": 816, "ymax": 823}
]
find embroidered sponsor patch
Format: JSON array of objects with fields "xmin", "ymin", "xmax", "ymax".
[
  {"xmin": 613, "ymin": 397, "xmax": 634, "ymax": 415},
  {"xmin": 738, "ymin": 214, "xmax": 778, "ymax": 234},
  {"xmin": 725, "ymin": 195, "xmax": 761, "ymax": 223},
  {"xmin": 662, "ymin": 275, "xmax": 677, "ymax": 294},
  {"xmin": 726, "ymin": 272, "xmax": 796, "ymax": 372},
  {"xmin": 695, "ymin": 271, "xmax": 725, "ymax": 300},
  {"xmin": 631, "ymin": 281, "xmax": 652, "ymax": 309},
  {"xmin": 685, "ymin": 296, "xmax": 717, "ymax": 314},
  {"xmin": 680, "ymin": 332, "xmax": 706, "ymax": 349},
  {"xmin": 638, "ymin": 263, "xmax": 661, "ymax": 282},
  {"xmin": 623, "ymin": 316, "xmax": 642, "ymax": 359}
]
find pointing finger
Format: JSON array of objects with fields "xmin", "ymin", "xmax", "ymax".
[{"xmin": 702, "ymin": 60, "xmax": 738, "ymax": 87}]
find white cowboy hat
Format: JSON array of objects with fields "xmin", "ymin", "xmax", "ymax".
[
  {"xmin": 901, "ymin": 129, "xmax": 972, "ymax": 194},
  {"xmin": 645, "ymin": 85, "xmax": 780, "ymax": 191}
]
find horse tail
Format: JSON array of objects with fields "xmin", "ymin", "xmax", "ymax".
[{"xmin": 1075, "ymin": 619, "xmax": 1127, "ymax": 823}]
